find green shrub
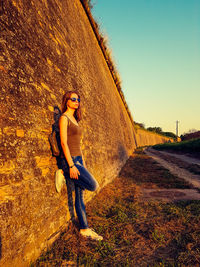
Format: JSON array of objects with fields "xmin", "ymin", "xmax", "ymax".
[{"xmin": 153, "ymin": 138, "xmax": 200, "ymax": 153}]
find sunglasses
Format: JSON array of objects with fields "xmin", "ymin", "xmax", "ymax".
[{"xmin": 69, "ymin": 97, "xmax": 80, "ymax": 103}]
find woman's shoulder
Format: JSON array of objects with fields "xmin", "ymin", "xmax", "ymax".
[
  {"xmin": 59, "ymin": 113, "xmax": 69, "ymax": 126},
  {"xmin": 61, "ymin": 113, "xmax": 69, "ymax": 120}
]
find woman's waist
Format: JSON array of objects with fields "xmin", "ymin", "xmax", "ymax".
[
  {"xmin": 61, "ymin": 155, "xmax": 83, "ymax": 168},
  {"xmin": 72, "ymin": 155, "xmax": 82, "ymax": 162},
  {"xmin": 67, "ymin": 136, "xmax": 81, "ymax": 146}
]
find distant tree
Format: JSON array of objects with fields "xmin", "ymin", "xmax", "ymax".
[
  {"xmin": 162, "ymin": 132, "xmax": 177, "ymax": 139},
  {"xmin": 135, "ymin": 122, "xmax": 145, "ymax": 129},
  {"xmin": 147, "ymin": 127, "xmax": 162, "ymax": 134},
  {"xmin": 186, "ymin": 129, "xmax": 198, "ymax": 134}
]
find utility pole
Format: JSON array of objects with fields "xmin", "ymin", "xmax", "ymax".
[{"xmin": 176, "ymin": 120, "xmax": 180, "ymax": 136}]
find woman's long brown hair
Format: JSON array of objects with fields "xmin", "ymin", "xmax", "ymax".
[{"xmin": 61, "ymin": 90, "xmax": 82, "ymax": 122}]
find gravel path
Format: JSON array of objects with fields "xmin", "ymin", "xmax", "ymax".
[{"xmin": 144, "ymin": 148, "xmax": 200, "ymax": 189}]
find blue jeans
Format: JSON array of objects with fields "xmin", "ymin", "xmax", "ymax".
[{"xmin": 61, "ymin": 155, "xmax": 99, "ymax": 229}]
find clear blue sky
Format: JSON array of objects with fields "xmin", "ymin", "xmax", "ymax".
[{"xmin": 92, "ymin": 0, "xmax": 200, "ymax": 135}]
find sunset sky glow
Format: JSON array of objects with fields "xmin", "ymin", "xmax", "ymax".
[{"xmin": 92, "ymin": 0, "xmax": 200, "ymax": 135}]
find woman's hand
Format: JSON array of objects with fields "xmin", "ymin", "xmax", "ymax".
[{"xmin": 69, "ymin": 165, "xmax": 80, "ymax": 179}]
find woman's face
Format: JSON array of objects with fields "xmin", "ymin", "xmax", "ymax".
[{"xmin": 67, "ymin": 93, "xmax": 80, "ymax": 110}]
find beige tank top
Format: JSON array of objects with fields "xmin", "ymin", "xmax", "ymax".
[{"xmin": 62, "ymin": 114, "xmax": 82, "ymax": 156}]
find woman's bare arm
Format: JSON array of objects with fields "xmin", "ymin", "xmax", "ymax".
[
  {"xmin": 59, "ymin": 116, "xmax": 73, "ymax": 166},
  {"xmin": 59, "ymin": 116, "xmax": 80, "ymax": 179}
]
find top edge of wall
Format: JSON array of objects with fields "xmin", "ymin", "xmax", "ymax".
[{"xmin": 80, "ymin": 0, "xmax": 135, "ymax": 127}]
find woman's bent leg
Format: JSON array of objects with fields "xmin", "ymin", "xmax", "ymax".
[
  {"xmin": 72, "ymin": 156, "xmax": 99, "ymax": 191},
  {"xmin": 61, "ymin": 156, "xmax": 99, "ymax": 230},
  {"xmin": 75, "ymin": 185, "xmax": 88, "ymax": 229}
]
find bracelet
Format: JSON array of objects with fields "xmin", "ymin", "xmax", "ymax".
[{"xmin": 69, "ymin": 164, "xmax": 75, "ymax": 168}]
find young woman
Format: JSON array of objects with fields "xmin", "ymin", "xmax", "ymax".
[{"xmin": 58, "ymin": 90, "xmax": 103, "ymax": 241}]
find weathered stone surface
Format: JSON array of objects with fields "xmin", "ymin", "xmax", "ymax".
[
  {"xmin": 135, "ymin": 128, "xmax": 172, "ymax": 147},
  {"xmin": 0, "ymin": 0, "xmax": 172, "ymax": 265}
]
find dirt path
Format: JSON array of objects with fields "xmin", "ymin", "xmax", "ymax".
[
  {"xmin": 149, "ymin": 148, "xmax": 200, "ymax": 166},
  {"xmin": 144, "ymin": 148, "xmax": 200, "ymax": 189}
]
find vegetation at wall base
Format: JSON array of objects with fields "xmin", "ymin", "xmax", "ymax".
[
  {"xmin": 181, "ymin": 130, "xmax": 200, "ymax": 141},
  {"xmin": 33, "ymin": 151, "xmax": 200, "ymax": 266},
  {"xmin": 153, "ymin": 138, "xmax": 200, "ymax": 153}
]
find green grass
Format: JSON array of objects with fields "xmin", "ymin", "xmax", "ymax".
[
  {"xmin": 32, "ymin": 151, "xmax": 200, "ymax": 266},
  {"xmin": 33, "ymin": 199, "xmax": 200, "ymax": 266},
  {"xmin": 153, "ymin": 138, "xmax": 200, "ymax": 153}
]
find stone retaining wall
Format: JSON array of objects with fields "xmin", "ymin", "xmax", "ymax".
[{"xmin": 0, "ymin": 0, "xmax": 172, "ymax": 265}]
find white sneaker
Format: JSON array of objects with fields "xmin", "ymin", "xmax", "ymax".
[
  {"xmin": 80, "ymin": 228, "xmax": 103, "ymax": 241},
  {"xmin": 55, "ymin": 169, "xmax": 65, "ymax": 193}
]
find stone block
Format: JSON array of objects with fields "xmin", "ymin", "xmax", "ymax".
[{"xmin": 16, "ymin": 129, "xmax": 25, "ymax": 137}]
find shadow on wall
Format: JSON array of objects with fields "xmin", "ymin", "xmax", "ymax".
[
  {"xmin": 0, "ymin": 234, "xmax": 1, "ymax": 259},
  {"xmin": 118, "ymin": 143, "xmax": 128, "ymax": 161},
  {"xmin": 133, "ymin": 129, "xmax": 138, "ymax": 148}
]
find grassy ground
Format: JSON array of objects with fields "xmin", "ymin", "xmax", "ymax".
[
  {"xmin": 153, "ymin": 138, "xmax": 200, "ymax": 155},
  {"xmin": 32, "ymin": 151, "xmax": 200, "ymax": 266}
]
